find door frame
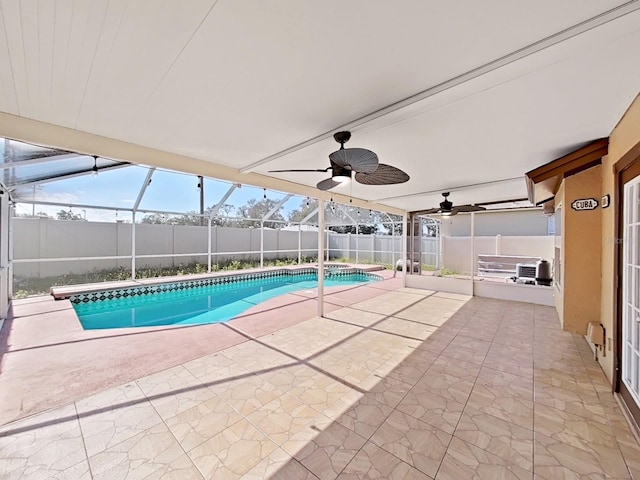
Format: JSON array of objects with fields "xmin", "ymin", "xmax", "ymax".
[{"xmin": 614, "ymin": 140, "xmax": 640, "ymax": 429}]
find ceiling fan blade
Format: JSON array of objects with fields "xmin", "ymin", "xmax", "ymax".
[
  {"xmin": 329, "ymin": 148, "xmax": 378, "ymax": 173},
  {"xmin": 412, "ymin": 208, "xmax": 441, "ymax": 215},
  {"xmin": 354, "ymin": 164, "xmax": 410, "ymax": 186},
  {"xmin": 455, "ymin": 205, "xmax": 486, "ymax": 213},
  {"xmin": 269, "ymin": 167, "xmax": 330, "ymax": 173},
  {"xmin": 316, "ymin": 178, "xmax": 341, "ymax": 191}
]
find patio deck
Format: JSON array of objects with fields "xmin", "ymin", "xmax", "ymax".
[{"xmin": 1, "ymin": 276, "xmax": 639, "ymax": 479}]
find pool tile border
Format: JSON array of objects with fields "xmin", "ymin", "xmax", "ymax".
[{"xmin": 69, "ymin": 267, "xmax": 381, "ymax": 305}]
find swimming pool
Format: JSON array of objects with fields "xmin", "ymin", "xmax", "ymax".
[{"xmin": 71, "ymin": 268, "xmax": 381, "ymax": 330}]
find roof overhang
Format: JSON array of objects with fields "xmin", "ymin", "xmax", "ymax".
[{"xmin": 525, "ymin": 138, "xmax": 609, "ymax": 205}]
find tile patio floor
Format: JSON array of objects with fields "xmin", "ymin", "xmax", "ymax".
[{"xmin": 1, "ymin": 285, "xmax": 639, "ymax": 479}]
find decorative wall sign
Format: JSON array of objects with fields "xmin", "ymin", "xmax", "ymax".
[
  {"xmin": 571, "ymin": 198, "xmax": 599, "ymax": 211},
  {"xmin": 602, "ymin": 194, "xmax": 610, "ymax": 208}
]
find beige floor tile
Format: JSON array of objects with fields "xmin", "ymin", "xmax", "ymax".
[
  {"xmin": 534, "ymin": 431, "xmax": 630, "ymax": 479},
  {"xmin": 476, "ymin": 367, "xmax": 533, "ymax": 399},
  {"xmin": 413, "ymin": 371, "xmax": 475, "ymax": 404},
  {"xmin": 76, "ymin": 382, "xmax": 163, "ymax": 457},
  {"xmin": 325, "ymin": 392, "xmax": 393, "ymax": 439},
  {"xmin": 291, "ymin": 420, "xmax": 367, "ymax": 480},
  {"xmin": 466, "ymin": 386, "xmax": 534, "ymax": 431},
  {"xmin": 439, "ymin": 348, "xmax": 487, "ymax": 367},
  {"xmin": 372, "ymin": 317, "xmax": 437, "ymax": 340},
  {"xmin": 6, "ymin": 286, "xmax": 636, "ymax": 480},
  {"xmin": 136, "ymin": 365, "xmax": 216, "ymax": 419},
  {"xmin": 379, "ymin": 358, "xmax": 430, "ymax": 386},
  {"xmin": 360, "ymin": 373, "xmax": 413, "ymax": 408},
  {"xmin": 0, "ymin": 404, "xmax": 88, "ymax": 480},
  {"xmin": 187, "ymin": 418, "xmax": 278, "ymax": 479},
  {"xmin": 258, "ymin": 364, "xmax": 319, "ymax": 392},
  {"xmin": 370, "ymin": 410, "xmax": 451, "ymax": 478},
  {"xmin": 240, "ymin": 448, "xmax": 319, "ymax": 479},
  {"xmin": 183, "ymin": 351, "xmax": 254, "ymax": 384},
  {"xmin": 88, "ymin": 422, "xmax": 197, "ymax": 480},
  {"xmin": 220, "ymin": 341, "xmax": 295, "ymax": 371},
  {"xmin": 428, "ymin": 356, "xmax": 482, "ymax": 380},
  {"xmin": 483, "ymin": 355, "xmax": 533, "ymax": 380},
  {"xmin": 455, "ymin": 406, "xmax": 533, "ymax": 471},
  {"xmin": 209, "ymin": 372, "xmax": 286, "ymax": 416},
  {"xmin": 534, "ymin": 384, "xmax": 606, "ymax": 420},
  {"xmin": 289, "ymin": 373, "xmax": 355, "ymax": 413},
  {"xmin": 436, "ymin": 437, "xmax": 532, "ymax": 480},
  {"xmin": 397, "ymin": 389, "xmax": 465, "ymax": 435},
  {"xmin": 164, "ymin": 395, "xmax": 242, "ymax": 451},
  {"xmin": 246, "ymin": 393, "xmax": 322, "ymax": 445},
  {"xmin": 338, "ymin": 441, "xmax": 434, "ymax": 479}
]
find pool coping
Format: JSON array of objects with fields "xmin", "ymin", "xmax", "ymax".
[{"xmin": 50, "ymin": 263, "xmax": 385, "ymax": 300}]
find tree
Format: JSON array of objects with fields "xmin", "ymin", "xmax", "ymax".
[
  {"xmin": 56, "ymin": 210, "xmax": 86, "ymax": 221},
  {"xmin": 209, "ymin": 203, "xmax": 236, "ymax": 227},
  {"xmin": 288, "ymin": 198, "xmax": 318, "ymax": 223},
  {"xmin": 140, "ymin": 213, "xmax": 168, "ymax": 224},
  {"xmin": 237, "ymin": 198, "xmax": 285, "ymax": 229},
  {"xmin": 18, "ymin": 211, "xmax": 51, "ymax": 219}
]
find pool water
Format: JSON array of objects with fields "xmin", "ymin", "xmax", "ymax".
[{"xmin": 73, "ymin": 272, "xmax": 378, "ymax": 330}]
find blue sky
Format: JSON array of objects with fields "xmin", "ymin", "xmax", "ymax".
[{"xmin": 13, "ymin": 164, "xmax": 303, "ymax": 222}]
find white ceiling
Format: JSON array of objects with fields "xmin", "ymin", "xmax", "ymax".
[{"xmin": 1, "ymin": 0, "xmax": 639, "ymax": 212}]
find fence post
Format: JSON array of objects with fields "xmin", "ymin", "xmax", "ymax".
[
  {"xmin": 260, "ymin": 221, "xmax": 264, "ymax": 268},
  {"xmin": 496, "ymin": 234, "xmax": 502, "ymax": 255},
  {"xmin": 372, "ymin": 233, "xmax": 376, "ymax": 263}
]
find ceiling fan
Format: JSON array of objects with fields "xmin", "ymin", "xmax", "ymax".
[
  {"xmin": 416, "ymin": 192, "xmax": 486, "ymax": 216},
  {"xmin": 269, "ymin": 131, "xmax": 410, "ymax": 190}
]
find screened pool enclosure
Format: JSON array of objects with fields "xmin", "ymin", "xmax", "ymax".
[{"xmin": 1, "ymin": 138, "xmax": 427, "ymax": 305}]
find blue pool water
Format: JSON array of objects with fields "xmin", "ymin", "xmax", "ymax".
[{"xmin": 73, "ymin": 272, "xmax": 378, "ymax": 330}]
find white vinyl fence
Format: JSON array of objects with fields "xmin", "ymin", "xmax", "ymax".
[
  {"xmin": 12, "ymin": 218, "xmax": 552, "ymax": 280},
  {"xmin": 440, "ymin": 235, "xmax": 554, "ymax": 275}
]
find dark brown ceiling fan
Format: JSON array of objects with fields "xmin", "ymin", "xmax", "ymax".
[
  {"xmin": 269, "ymin": 131, "xmax": 410, "ymax": 191},
  {"xmin": 414, "ymin": 192, "xmax": 486, "ymax": 216}
]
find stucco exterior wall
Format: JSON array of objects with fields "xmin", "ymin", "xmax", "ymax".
[
  {"xmin": 561, "ymin": 166, "xmax": 602, "ymax": 334},
  {"xmin": 600, "ymin": 93, "xmax": 640, "ymax": 382}
]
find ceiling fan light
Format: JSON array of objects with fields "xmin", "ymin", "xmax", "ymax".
[{"xmin": 331, "ymin": 165, "xmax": 351, "ymax": 183}]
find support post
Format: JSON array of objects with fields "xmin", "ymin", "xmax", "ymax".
[
  {"xmin": 298, "ymin": 223, "xmax": 302, "ymax": 264},
  {"xmin": 470, "ymin": 212, "xmax": 476, "ymax": 295},
  {"xmin": 388, "ymin": 217, "xmax": 395, "ymax": 270},
  {"xmin": 131, "ymin": 211, "xmax": 136, "ymax": 280},
  {"xmin": 402, "ymin": 212, "xmax": 407, "ymax": 287},
  {"xmin": 260, "ymin": 221, "xmax": 264, "ymax": 268},
  {"xmin": 207, "ymin": 216, "xmax": 212, "ymax": 273},
  {"xmin": 355, "ymin": 224, "xmax": 359, "ymax": 264},
  {"xmin": 317, "ymin": 199, "xmax": 325, "ymax": 317},
  {"xmin": 326, "ymin": 230, "xmax": 330, "ymax": 262}
]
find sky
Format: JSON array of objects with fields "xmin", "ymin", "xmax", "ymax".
[{"xmin": 12, "ymin": 164, "xmax": 304, "ymax": 222}]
